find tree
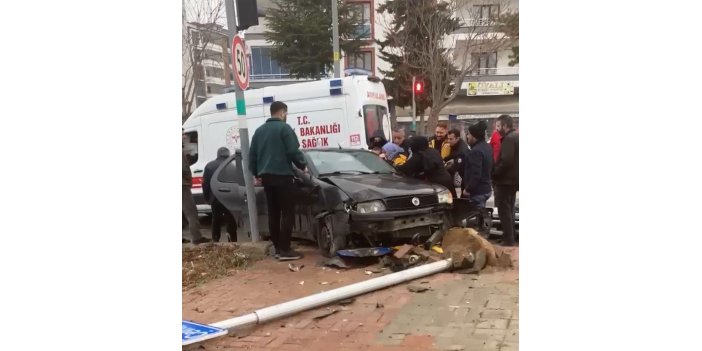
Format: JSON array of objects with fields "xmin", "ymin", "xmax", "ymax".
[
  {"xmin": 378, "ymin": 0, "xmax": 512, "ymax": 134},
  {"xmin": 265, "ymin": 0, "xmax": 365, "ymax": 79},
  {"xmin": 182, "ymin": 0, "xmax": 226, "ymax": 122},
  {"xmin": 499, "ymin": 10, "xmax": 519, "ymax": 66}
]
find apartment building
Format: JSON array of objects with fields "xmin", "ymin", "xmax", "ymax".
[{"xmin": 182, "ymin": 22, "xmax": 233, "ymax": 116}]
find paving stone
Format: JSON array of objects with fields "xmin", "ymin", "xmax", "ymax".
[
  {"xmin": 476, "ymin": 319, "xmax": 509, "ymax": 330},
  {"xmin": 500, "ymin": 341, "xmax": 519, "ymax": 351},
  {"xmin": 480, "ymin": 309, "xmax": 513, "ymax": 319},
  {"xmin": 504, "ymin": 329, "xmax": 518, "ymax": 343}
]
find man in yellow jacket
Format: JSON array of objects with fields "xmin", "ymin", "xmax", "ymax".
[{"xmin": 428, "ymin": 122, "xmax": 452, "ymax": 160}]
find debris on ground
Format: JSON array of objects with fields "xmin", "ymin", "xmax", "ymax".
[
  {"xmin": 495, "ymin": 249, "xmax": 514, "ymax": 268},
  {"xmin": 338, "ymin": 298, "xmax": 355, "ymax": 306},
  {"xmin": 320, "ymin": 281, "xmax": 329, "ymax": 285},
  {"xmin": 431, "ymin": 245, "xmax": 444, "ymax": 254},
  {"xmin": 312, "ymin": 308, "xmax": 339, "ymax": 320},
  {"xmin": 376, "ymin": 302, "xmax": 384, "ymax": 309},
  {"xmin": 182, "ymin": 243, "xmax": 262, "ymax": 290},
  {"xmin": 336, "ymin": 247, "xmax": 392, "ymax": 257},
  {"xmin": 393, "ymin": 244, "xmax": 414, "ymax": 259},
  {"xmin": 364, "ymin": 270, "xmax": 373, "ymax": 275},
  {"xmin": 321, "ymin": 256, "xmax": 351, "ymax": 269},
  {"xmin": 288, "ymin": 263, "xmax": 304, "ymax": 272},
  {"xmin": 407, "ymin": 284, "xmax": 431, "ymax": 293},
  {"xmin": 299, "ymin": 281, "xmax": 305, "ymax": 286},
  {"xmin": 441, "ymin": 227, "xmax": 498, "ymax": 270}
]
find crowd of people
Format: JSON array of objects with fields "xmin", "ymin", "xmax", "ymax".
[
  {"xmin": 182, "ymin": 104, "xmax": 519, "ymax": 259},
  {"xmin": 369, "ymin": 115, "xmax": 519, "ymax": 246}
]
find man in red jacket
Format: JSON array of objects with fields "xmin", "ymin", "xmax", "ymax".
[{"xmin": 489, "ymin": 118, "xmax": 504, "ymax": 162}]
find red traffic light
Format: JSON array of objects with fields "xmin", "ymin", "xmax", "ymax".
[{"xmin": 414, "ymin": 81, "xmax": 424, "ymax": 94}]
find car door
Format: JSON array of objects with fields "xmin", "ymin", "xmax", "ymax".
[{"xmin": 210, "ymin": 153, "xmax": 245, "ymax": 215}]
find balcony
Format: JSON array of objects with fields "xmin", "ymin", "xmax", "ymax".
[
  {"xmin": 464, "ymin": 18, "xmax": 496, "ymax": 27},
  {"xmin": 467, "ymin": 66, "xmax": 519, "ymax": 77}
]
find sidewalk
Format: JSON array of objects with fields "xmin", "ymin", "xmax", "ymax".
[{"xmin": 183, "ymin": 246, "xmax": 518, "ymax": 351}]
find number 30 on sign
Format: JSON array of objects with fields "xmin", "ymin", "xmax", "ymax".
[{"xmin": 231, "ymin": 35, "xmax": 249, "ymax": 91}]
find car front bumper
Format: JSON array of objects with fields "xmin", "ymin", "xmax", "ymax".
[{"xmin": 348, "ymin": 205, "xmax": 450, "ymax": 240}]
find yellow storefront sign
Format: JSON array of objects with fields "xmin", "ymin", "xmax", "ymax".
[{"xmin": 462, "ymin": 81, "xmax": 516, "ymax": 96}]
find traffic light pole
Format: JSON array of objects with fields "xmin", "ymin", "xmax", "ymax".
[
  {"xmin": 411, "ymin": 76, "xmax": 416, "ymax": 132},
  {"xmin": 225, "ymin": 0, "xmax": 260, "ymax": 242}
]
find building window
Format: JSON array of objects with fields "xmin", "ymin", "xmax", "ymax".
[
  {"xmin": 206, "ymin": 86, "xmax": 212, "ymax": 94},
  {"xmin": 348, "ymin": 51, "xmax": 373, "ymax": 72},
  {"xmin": 352, "ymin": 3, "xmax": 372, "ymax": 39},
  {"xmin": 473, "ymin": 4, "xmax": 500, "ymax": 25},
  {"xmin": 250, "ymin": 47, "xmax": 290, "ymax": 79},
  {"xmin": 471, "ymin": 52, "xmax": 497, "ymax": 75},
  {"xmin": 205, "ymin": 67, "xmax": 225, "ymax": 78}
]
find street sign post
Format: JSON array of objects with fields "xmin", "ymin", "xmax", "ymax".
[
  {"xmin": 226, "ymin": 0, "xmax": 260, "ymax": 242},
  {"xmin": 182, "ymin": 320, "xmax": 227, "ymax": 346},
  {"xmin": 232, "ymin": 35, "xmax": 249, "ymax": 91}
]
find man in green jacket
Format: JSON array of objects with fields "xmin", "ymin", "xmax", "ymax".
[{"xmin": 249, "ymin": 101, "xmax": 307, "ymax": 261}]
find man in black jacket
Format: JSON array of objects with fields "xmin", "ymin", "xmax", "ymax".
[
  {"xmin": 462, "ymin": 122, "xmax": 493, "ymax": 208},
  {"xmin": 492, "ymin": 115, "xmax": 519, "ymax": 246},
  {"xmin": 445, "ymin": 128, "xmax": 469, "ymax": 188},
  {"xmin": 203, "ymin": 147, "xmax": 237, "ymax": 242},
  {"xmin": 397, "ymin": 136, "xmax": 456, "ymax": 199},
  {"xmin": 249, "ymin": 101, "xmax": 307, "ymax": 261}
]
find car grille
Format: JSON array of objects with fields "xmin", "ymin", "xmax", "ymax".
[{"xmin": 384, "ymin": 194, "xmax": 438, "ymax": 210}]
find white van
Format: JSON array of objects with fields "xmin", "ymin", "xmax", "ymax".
[{"xmin": 182, "ymin": 75, "xmax": 391, "ymax": 213}]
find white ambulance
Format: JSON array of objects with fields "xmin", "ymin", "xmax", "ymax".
[{"xmin": 182, "ymin": 75, "xmax": 392, "ymax": 213}]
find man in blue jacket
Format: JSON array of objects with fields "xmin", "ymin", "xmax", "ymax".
[
  {"xmin": 462, "ymin": 121, "xmax": 493, "ymax": 208},
  {"xmin": 249, "ymin": 101, "xmax": 307, "ymax": 261}
]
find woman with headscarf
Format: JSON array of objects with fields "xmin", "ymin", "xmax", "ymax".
[
  {"xmin": 380, "ymin": 141, "xmax": 407, "ymax": 166},
  {"xmin": 396, "ymin": 135, "xmax": 457, "ymax": 199}
]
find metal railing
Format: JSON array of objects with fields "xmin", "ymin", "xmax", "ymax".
[
  {"xmin": 464, "ymin": 18, "xmax": 497, "ymax": 27},
  {"xmin": 466, "ymin": 67, "xmax": 519, "ymax": 76},
  {"xmin": 250, "ymin": 73, "xmax": 330, "ymax": 81}
]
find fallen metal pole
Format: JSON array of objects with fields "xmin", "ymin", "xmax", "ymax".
[{"xmin": 211, "ymin": 258, "xmax": 453, "ymax": 330}]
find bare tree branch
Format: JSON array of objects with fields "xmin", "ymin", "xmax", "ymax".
[
  {"xmin": 382, "ymin": 0, "xmax": 513, "ymax": 133},
  {"xmin": 182, "ymin": 0, "xmax": 226, "ymax": 120}
]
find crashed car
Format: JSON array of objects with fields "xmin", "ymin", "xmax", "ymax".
[{"xmin": 211, "ymin": 148, "xmax": 454, "ymax": 257}]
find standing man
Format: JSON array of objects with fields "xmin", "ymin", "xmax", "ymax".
[
  {"xmin": 203, "ymin": 147, "xmax": 237, "ymax": 242},
  {"xmin": 392, "ymin": 127, "xmax": 409, "ymax": 151},
  {"xmin": 462, "ymin": 121, "xmax": 493, "ymax": 208},
  {"xmin": 492, "ymin": 114, "xmax": 519, "ymax": 246},
  {"xmin": 249, "ymin": 101, "xmax": 307, "ymax": 261},
  {"xmin": 429, "ymin": 122, "xmax": 452, "ymax": 160},
  {"xmin": 183, "ymin": 147, "xmax": 211, "ymax": 245},
  {"xmin": 445, "ymin": 128, "xmax": 469, "ymax": 190},
  {"xmin": 489, "ymin": 120, "xmax": 503, "ymax": 163}
]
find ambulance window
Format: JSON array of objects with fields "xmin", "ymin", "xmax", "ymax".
[
  {"xmin": 363, "ymin": 105, "xmax": 388, "ymax": 142},
  {"xmin": 183, "ymin": 131, "xmax": 199, "ymax": 165}
]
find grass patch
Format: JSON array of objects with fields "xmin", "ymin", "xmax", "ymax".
[{"xmin": 182, "ymin": 243, "xmax": 257, "ymax": 290}]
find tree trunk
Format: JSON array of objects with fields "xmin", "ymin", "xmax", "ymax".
[{"xmin": 426, "ymin": 108, "xmax": 441, "ymax": 136}]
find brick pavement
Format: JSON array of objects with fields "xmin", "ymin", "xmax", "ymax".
[{"xmin": 183, "ymin": 245, "xmax": 518, "ymax": 351}]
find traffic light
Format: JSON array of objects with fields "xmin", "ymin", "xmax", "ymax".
[
  {"xmin": 236, "ymin": 0, "xmax": 259, "ymax": 30},
  {"xmin": 413, "ymin": 79, "xmax": 424, "ymax": 94}
]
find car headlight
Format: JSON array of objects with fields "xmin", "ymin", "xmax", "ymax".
[
  {"xmin": 437, "ymin": 190, "xmax": 453, "ymax": 204},
  {"xmin": 355, "ymin": 200, "xmax": 386, "ymax": 213}
]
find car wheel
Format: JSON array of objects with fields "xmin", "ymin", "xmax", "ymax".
[{"xmin": 317, "ymin": 216, "xmax": 346, "ymax": 258}]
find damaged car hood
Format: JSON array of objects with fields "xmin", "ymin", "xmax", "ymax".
[{"xmin": 321, "ymin": 173, "xmax": 442, "ymax": 202}]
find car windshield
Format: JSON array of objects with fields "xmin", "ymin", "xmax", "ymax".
[{"xmin": 306, "ymin": 150, "xmax": 396, "ymax": 176}]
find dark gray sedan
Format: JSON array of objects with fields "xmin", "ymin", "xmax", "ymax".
[{"xmin": 211, "ymin": 148, "xmax": 455, "ymax": 257}]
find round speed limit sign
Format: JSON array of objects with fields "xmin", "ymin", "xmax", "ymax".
[{"xmin": 232, "ymin": 35, "xmax": 249, "ymax": 90}]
